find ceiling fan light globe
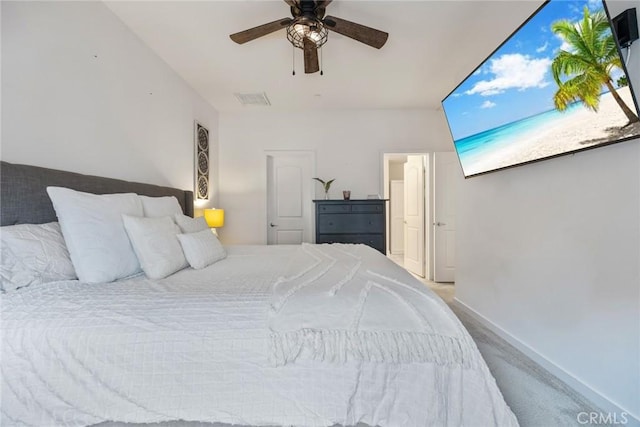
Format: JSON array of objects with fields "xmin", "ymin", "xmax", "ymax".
[
  {"xmin": 294, "ymin": 23, "xmax": 307, "ymax": 35},
  {"xmin": 287, "ymin": 19, "xmax": 328, "ymax": 49}
]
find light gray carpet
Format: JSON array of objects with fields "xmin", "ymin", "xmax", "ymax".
[
  {"xmin": 449, "ymin": 301, "xmax": 602, "ymax": 427},
  {"xmin": 426, "ymin": 279, "xmax": 612, "ymax": 427}
]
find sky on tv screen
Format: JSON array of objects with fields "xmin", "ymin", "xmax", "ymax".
[{"xmin": 442, "ymin": 0, "xmax": 640, "ymax": 177}]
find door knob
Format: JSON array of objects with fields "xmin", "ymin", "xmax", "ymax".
[
  {"xmin": 270, "ymin": 223, "xmax": 278, "ymax": 227},
  {"xmin": 434, "ymin": 222, "xmax": 446, "ymax": 226}
]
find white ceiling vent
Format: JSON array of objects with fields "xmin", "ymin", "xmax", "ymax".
[{"xmin": 234, "ymin": 92, "xmax": 271, "ymax": 106}]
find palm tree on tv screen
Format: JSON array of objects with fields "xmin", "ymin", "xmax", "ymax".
[{"xmin": 551, "ymin": 6, "xmax": 639, "ymax": 124}]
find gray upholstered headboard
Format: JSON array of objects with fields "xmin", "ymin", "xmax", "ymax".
[{"xmin": 0, "ymin": 161, "xmax": 194, "ymax": 226}]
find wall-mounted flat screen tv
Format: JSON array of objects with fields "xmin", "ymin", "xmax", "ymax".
[{"xmin": 442, "ymin": 0, "xmax": 640, "ymax": 178}]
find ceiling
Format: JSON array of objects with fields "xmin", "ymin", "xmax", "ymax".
[{"xmin": 104, "ymin": 0, "xmax": 542, "ymax": 113}]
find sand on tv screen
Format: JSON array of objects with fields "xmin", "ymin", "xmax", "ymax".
[{"xmin": 442, "ymin": 0, "xmax": 640, "ymax": 178}]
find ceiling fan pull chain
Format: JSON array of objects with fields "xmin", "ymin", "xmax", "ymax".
[
  {"xmin": 292, "ymin": 44, "xmax": 296, "ymax": 76},
  {"xmin": 320, "ymin": 45, "xmax": 324, "ymax": 76}
]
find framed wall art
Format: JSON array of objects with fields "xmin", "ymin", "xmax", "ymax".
[{"xmin": 194, "ymin": 121, "xmax": 210, "ymax": 200}]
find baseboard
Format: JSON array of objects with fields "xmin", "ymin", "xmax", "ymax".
[{"xmin": 453, "ymin": 297, "xmax": 640, "ymax": 426}]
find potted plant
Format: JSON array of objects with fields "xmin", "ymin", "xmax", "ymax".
[{"xmin": 313, "ymin": 177, "xmax": 335, "ymax": 200}]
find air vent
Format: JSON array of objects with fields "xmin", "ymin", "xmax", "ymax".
[{"xmin": 234, "ymin": 92, "xmax": 271, "ymax": 106}]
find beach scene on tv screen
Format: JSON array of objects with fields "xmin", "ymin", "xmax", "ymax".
[{"xmin": 442, "ymin": 0, "xmax": 640, "ymax": 177}]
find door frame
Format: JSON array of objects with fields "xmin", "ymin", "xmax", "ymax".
[
  {"xmin": 265, "ymin": 150, "xmax": 316, "ymax": 244},
  {"xmin": 381, "ymin": 151, "xmax": 431, "ymax": 280}
]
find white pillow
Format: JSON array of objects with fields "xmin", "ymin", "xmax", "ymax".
[
  {"xmin": 177, "ymin": 229, "xmax": 227, "ymax": 270},
  {"xmin": 122, "ymin": 215, "xmax": 188, "ymax": 279},
  {"xmin": 0, "ymin": 222, "xmax": 76, "ymax": 292},
  {"xmin": 46, "ymin": 187, "xmax": 143, "ymax": 284},
  {"xmin": 174, "ymin": 213, "xmax": 209, "ymax": 234},
  {"xmin": 139, "ymin": 195, "xmax": 182, "ymax": 218}
]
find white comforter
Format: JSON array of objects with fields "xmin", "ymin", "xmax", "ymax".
[
  {"xmin": 270, "ymin": 244, "xmax": 478, "ymax": 367},
  {"xmin": 1, "ymin": 244, "xmax": 517, "ymax": 427}
]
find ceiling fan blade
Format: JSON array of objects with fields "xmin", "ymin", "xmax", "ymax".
[
  {"xmin": 323, "ymin": 15, "xmax": 388, "ymax": 49},
  {"xmin": 303, "ymin": 38, "xmax": 320, "ymax": 74},
  {"xmin": 230, "ymin": 18, "xmax": 292, "ymax": 44}
]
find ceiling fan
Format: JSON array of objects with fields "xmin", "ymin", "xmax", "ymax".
[{"xmin": 229, "ymin": 0, "xmax": 388, "ymax": 74}]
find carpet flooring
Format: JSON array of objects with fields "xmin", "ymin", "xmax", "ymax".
[
  {"xmin": 428, "ymin": 282, "xmax": 604, "ymax": 427},
  {"xmin": 389, "ymin": 254, "xmax": 609, "ymax": 427}
]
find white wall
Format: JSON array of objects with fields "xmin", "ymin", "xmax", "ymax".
[
  {"xmin": 1, "ymin": 1, "xmax": 219, "ymax": 204},
  {"xmin": 455, "ymin": 0, "xmax": 640, "ymax": 419},
  {"xmin": 218, "ymin": 109, "xmax": 452, "ymax": 244}
]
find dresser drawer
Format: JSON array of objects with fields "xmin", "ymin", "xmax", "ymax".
[
  {"xmin": 350, "ymin": 204, "xmax": 384, "ymax": 213},
  {"xmin": 316, "ymin": 204, "xmax": 351, "ymax": 214},
  {"xmin": 318, "ymin": 213, "xmax": 384, "ymax": 234},
  {"xmin": 317, "ymin": 234, "xmax": 384, "ymax": 252},
  {"xmin": 317, "ymin": 203, "xmax": 384, "ymax": 214}
]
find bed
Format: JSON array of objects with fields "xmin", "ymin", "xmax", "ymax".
[{"xmin": 0, "ymin": 161, "xmax": 518, "ymax": 427}]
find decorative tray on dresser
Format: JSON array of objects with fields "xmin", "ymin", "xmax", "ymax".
[{"xmin": 313, "ymin": 199, "xmax": 388, "ymax": 254}]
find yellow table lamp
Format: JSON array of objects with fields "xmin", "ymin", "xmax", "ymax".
[{"xmin": 204, "ymin": 209, "xmax": 225, "ymax": 228}]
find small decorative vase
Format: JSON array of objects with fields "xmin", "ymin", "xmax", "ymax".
[
  {"xmin": 343, "ymin": 190, "xmax": 351, "ymax": 200},
  {"xmin": 324, "ymin": 192, "xmax": 329, "ymax": 200}
]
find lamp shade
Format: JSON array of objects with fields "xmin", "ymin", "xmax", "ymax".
[{"xmin": 204, "ymin": 209, "xmax": 224, "ymax": 228}]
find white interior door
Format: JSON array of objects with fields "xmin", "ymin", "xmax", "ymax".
[
  {"xmin": 266, "ymin": 152, "xmax": 314, "ymax": 245},
  {"xmin": 390, "ymin": 180, "xmax": 404, "ymax": 254},
  {"xmin": 433, "ymin": 152, "xmax": 457, "ymax": 282},
  {"xmin": 403, "ymin": 156, "xmax": 425, "ymax": 277}
]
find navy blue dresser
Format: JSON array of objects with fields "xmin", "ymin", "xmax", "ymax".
[{"xmin": 314, "ymin": 199, "xmax": 387, "ymax": 254}]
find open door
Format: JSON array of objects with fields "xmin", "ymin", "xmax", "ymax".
[
  {"xmin": 266, "ymin": 151, "xmax": 314, "ymax": 245},
  {"xmin": 389, "ymin": 180, "xmax": 404, "ymax": 255},
  {"xmin": 403, "ymin": 155, "xmax": 425, "ymax": 277},
  {"xmin": 433, "ymin": 152, "xmax": 457, "ymax": 282}
]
